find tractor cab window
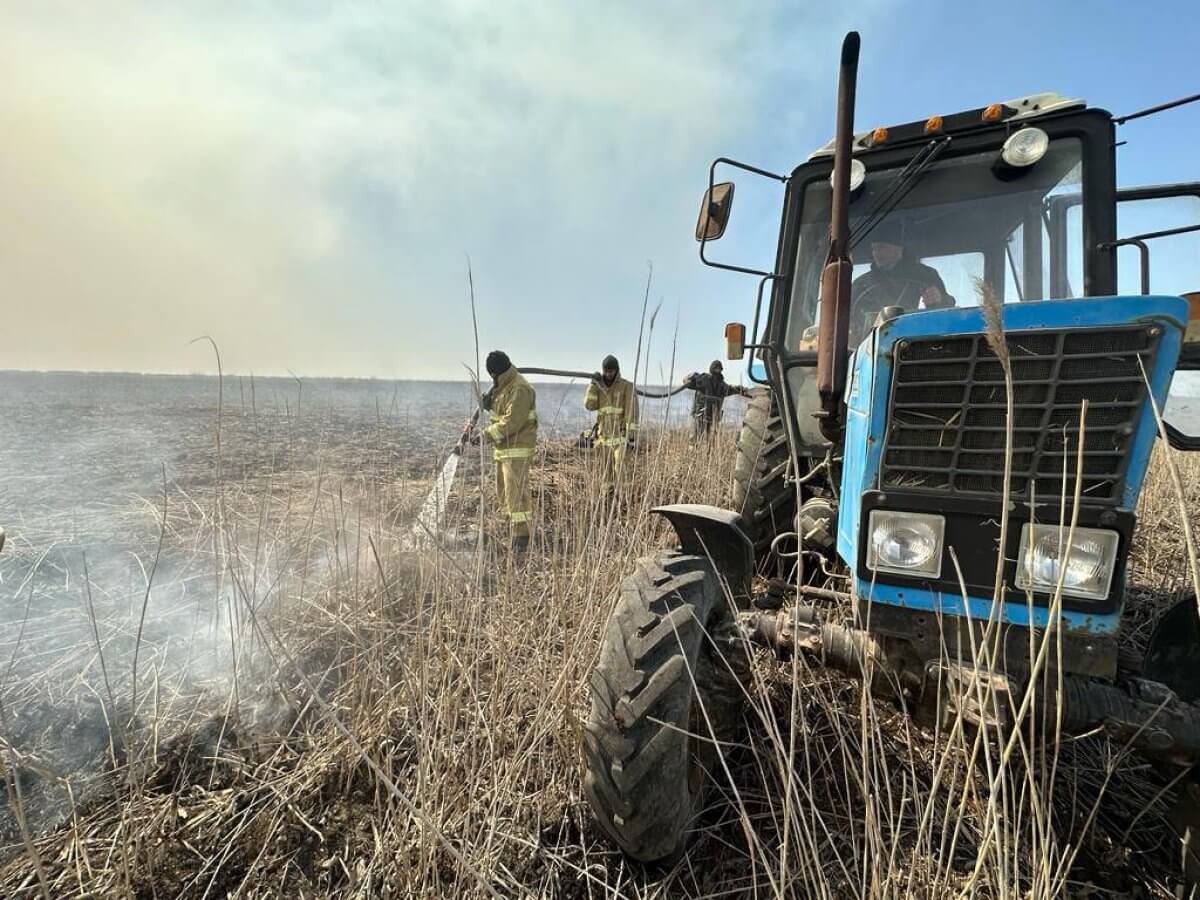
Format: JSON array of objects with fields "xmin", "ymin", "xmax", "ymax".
[{"xmin": 788, "ymin": 137, "xmax": 1085, "ymax": 350}]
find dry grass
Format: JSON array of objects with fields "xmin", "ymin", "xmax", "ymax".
[{"xmin": 2, "ymin": 418, "xmax": 1200, "ymax": 898}]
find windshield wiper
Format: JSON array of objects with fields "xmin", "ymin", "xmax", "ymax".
[{"xmin": 849, "ymin": 137, "xmax": 952, "ymax": 251}]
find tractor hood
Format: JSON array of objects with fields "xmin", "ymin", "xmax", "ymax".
[{"xmin": 839, "ymin": 294, "xmax": 1187, "ymax": 637}]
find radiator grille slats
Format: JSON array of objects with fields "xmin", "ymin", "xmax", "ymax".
[{"xmin": 882, "ymin": 326, "xmax": 1160, "ymax": 505}]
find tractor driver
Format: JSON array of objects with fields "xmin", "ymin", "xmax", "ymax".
[{"xmin": 850, "ymin": 220, "xmax": 956, "ymax": 340}]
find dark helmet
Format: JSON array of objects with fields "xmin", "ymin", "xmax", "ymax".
[
  {"xmin": 485, "ymin": 350, "xmax": 512, "ymax": 378},
  {"xmin": 709, "ymin": 359, "xmax": 724, "ymax": 375},
  {"xmin": 869, "ymin": 219, "xmax": 905, "ymax": 247}
]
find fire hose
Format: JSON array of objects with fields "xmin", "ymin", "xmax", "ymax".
[
  {"xmin": 456, "ymin": 366, "xmax": 694, "ymax": 448},
  {"xmin": 516, "ymin": 367, "xmax": 692, "ymax": 399},
  {"xmin": 456, "ymin": 361, "xmax": 692, "ymax": 450},
  {"xmin": 454, "ymin": 358, "xmax": 753, "ymax": 456},
  {"xmin": 417, "ymin": 364, "xmax": 705, "ymax": 544},
  {"xmin": 457, "ymin": 362, "xmax": 756, "ymax": 448},
  {"xmin": 456, "ymin": 365, "xmax": 693, "ymax": 446}
]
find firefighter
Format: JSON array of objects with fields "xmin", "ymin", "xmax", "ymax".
[
  {"xmin": 585, "ymin": 355, "xmax": 639, "ymax": 494},
  {"xmin": 683, "ymin": 360, "xmax": 750, "ymax": 437},
  {"xmin": 480, "ymin": 350, "xmax": 537, "ymax": 550}
]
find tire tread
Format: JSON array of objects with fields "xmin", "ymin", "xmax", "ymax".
[
  {"xmin": 733, "ymin": 388, "xmax": 798, "ymax": 558},
  {"xmin": 583, "ymin": 551, "xmax": 746, "ymax": 862}
]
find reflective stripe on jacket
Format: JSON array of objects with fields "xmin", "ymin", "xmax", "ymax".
[
  {"xmin": 483, "ymin": 367, "xmax": 538, "ymax": 458},
  {"xmin": 584, "ymin": 376, "xmax": 639, "ymax": 441}
]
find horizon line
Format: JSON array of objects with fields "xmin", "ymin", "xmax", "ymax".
[{"xmin": 0, "ymin": 367, "xmax": 683, "ymax": 386}]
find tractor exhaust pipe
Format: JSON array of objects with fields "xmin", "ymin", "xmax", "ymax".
[{"xmin": 815, "ymin": 31, "xmax": 860, "ymax": 442}]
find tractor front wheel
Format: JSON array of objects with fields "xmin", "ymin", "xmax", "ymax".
[
  {"xmin": 582, "ymin": 551, "xmax": 747, "ymax": 862},
  {"xmin": 734, "ymin": 388, "xmax": 798, "ymax": 563}
]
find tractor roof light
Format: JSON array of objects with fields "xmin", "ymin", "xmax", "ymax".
[
  {"xmin": 1000, "ymin": 127, "xmax": 1050, "ymax": 168},
  {"xmin": 829, "ymin": 157, "xmax": 867, "ymax": 192}
]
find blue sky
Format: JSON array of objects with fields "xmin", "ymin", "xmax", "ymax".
[{"xmin": 2, "ymin": 1, "xmax": 1197, "ymax": 380}]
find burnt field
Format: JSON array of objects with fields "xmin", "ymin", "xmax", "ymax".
[{"xmin": 1, "ymin": 371, "xmax": 1199, "ymax": 897}]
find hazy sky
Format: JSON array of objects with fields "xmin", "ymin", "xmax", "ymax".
[{"xmin": 3, "ymin": 1, "xmax": 1198, "ymax": 380}]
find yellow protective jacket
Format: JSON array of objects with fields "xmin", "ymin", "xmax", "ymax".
[
  {"xmin": 483, "ymin": 367, "xmax": 538, "ymax": 459},
  {"xmin": 584, "ymin": 376, "xmax": 639, "ymax": 445}
]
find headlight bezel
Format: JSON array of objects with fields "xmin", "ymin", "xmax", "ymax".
[
  {"xmin": 866, "ymin": 510, "xmax": 946, "ymax": 579},
  {"xmin": 1014, "ymin": 523, "xmax": 1120, "ymax": 602}
]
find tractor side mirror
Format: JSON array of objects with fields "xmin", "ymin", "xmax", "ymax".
[
  {"xmin": 725, "ymin": 322, "xmax": 746, "ymax": 360},
  {"xmin": 696, "ymin": 182, "xmax": 735, "ymax": 241}
]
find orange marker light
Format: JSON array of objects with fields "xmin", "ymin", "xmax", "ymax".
[
  {"xmin": 724, "ymin": 323, "xmax": 747, "ymax": 361},
  {"xmin": 871, "ymin": 126, "xmax": 889, "ymax": 145},
  {"xmin": 924, "ymin": 115, "xmax": 944, "ymax": 134},
  {"xmin": 983, "ymin": 103, "xmax": 1004, "ymax": 122}
]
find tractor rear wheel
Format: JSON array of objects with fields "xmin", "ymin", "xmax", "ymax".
[
  {"xmin": 734, "ymin": 387, "xmax": 797, "ymax": 561},
  {"xmin": 582, "ymin": 551, "xmax": 747, "ymax": 862}
]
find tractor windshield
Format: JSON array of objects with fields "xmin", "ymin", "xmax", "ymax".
[{"xmin": 787, "ymin": 137, "xmax": 1085, "ymax": 349}]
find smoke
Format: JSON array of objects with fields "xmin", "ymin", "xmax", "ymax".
[{"xmin": 0, "ymin": 2, "xmax": 877, "ymax": 379}]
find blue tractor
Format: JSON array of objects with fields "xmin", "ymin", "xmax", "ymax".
[{"xmin": 582, "ymin": 32, "xmax": 1200, "ymax": 864}]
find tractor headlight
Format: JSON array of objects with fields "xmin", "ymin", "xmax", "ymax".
[
  {"xmin": 867, "ymin": 511, "xmax": 945, "ymax": 578},
  {"xmin": 1000, "ymin": 127, "xmax": 1049, "ymax": 167},
  {"xmin": 1015, "ymin": 524, "xmax": 1119, "ymax": 601}
]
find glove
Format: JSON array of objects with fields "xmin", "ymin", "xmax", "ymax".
[
  {"xmin": 590, "ymin": 371, "xmax": 603, "ymax": 384},
  {"xmin": 481, "ymin": 389, "xmax": 494, "ymax": 411}
]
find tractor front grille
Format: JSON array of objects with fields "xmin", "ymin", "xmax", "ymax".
[{"xmin": 882, "ymin": 326, "xmax": 1162, "ymax": 505}]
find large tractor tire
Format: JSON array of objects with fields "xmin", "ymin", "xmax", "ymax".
[
  {"xmin": 733, "ymin": 387, "xmax": 797, "ymax": 560},
  {"xmin": 582, "ymin": 551, "xmax": 747, "ymax": 863}
]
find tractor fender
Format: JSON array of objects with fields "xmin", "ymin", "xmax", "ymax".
[{"xmin": 651, "ymin": 505, "xmax": 754, "ymax": 607}]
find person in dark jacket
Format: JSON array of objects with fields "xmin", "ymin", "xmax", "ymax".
[
  {"xmin": 850, "ymin": 220, "xmax": 955, "ymax": 340},
  {"xmin": 683, "ymin": 360, "xmax": 750, "ymax": 437}
]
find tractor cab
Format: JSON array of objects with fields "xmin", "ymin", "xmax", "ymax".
[
  {"xmin": 792, "ymin": 98, "xmax": 1098, "ymax": 350},
  {"xmin": 714, "ymin": 95, "xmax": 1200, "ymax": 439}
]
